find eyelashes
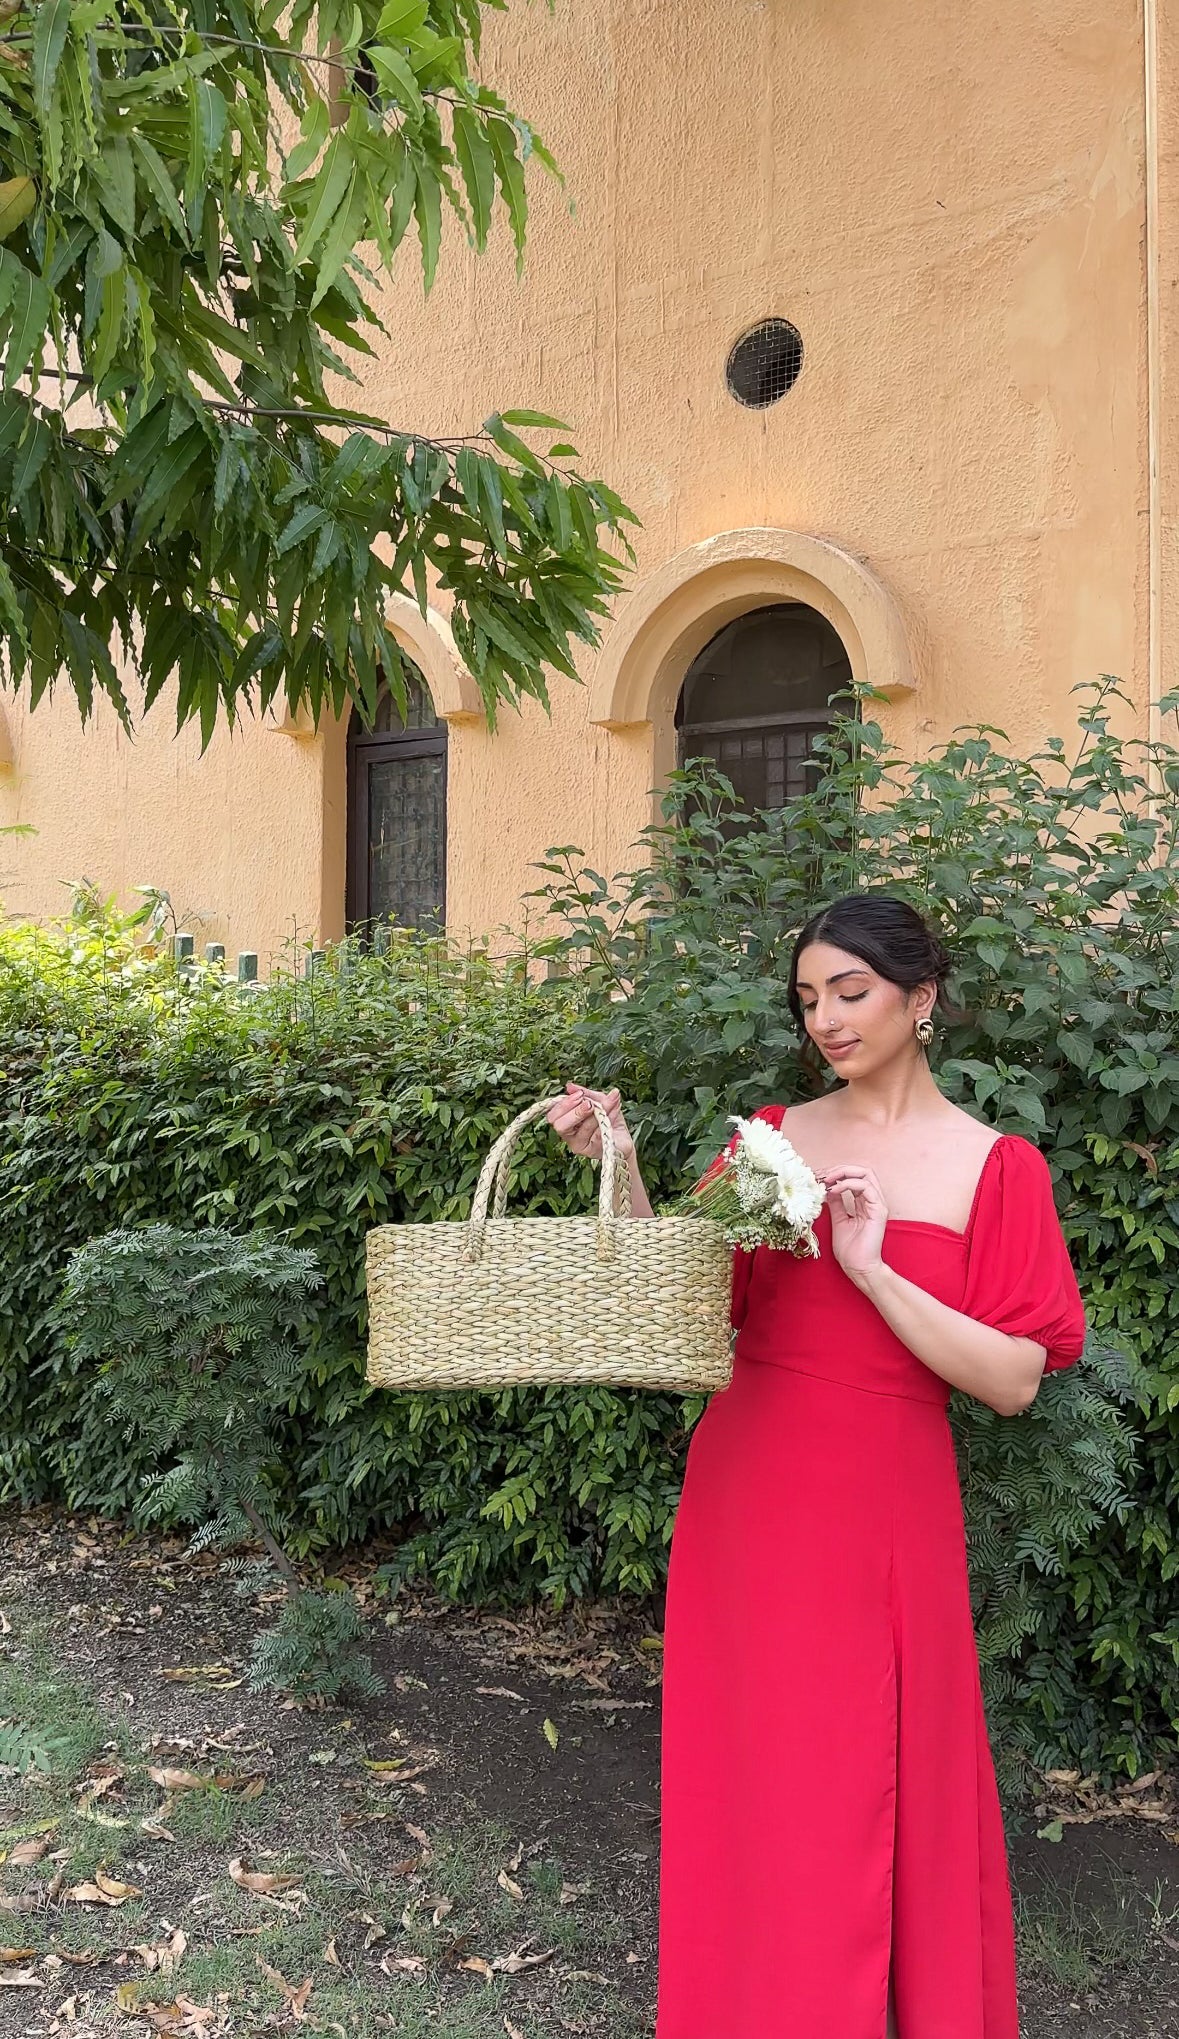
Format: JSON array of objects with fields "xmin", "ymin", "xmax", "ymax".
[{"xmin": 800, "ymin": 990, "xmax": 869, "ymax": 1015}]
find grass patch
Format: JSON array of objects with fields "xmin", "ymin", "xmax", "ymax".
[
  {"xmin": 0, "ymin": 1637, "xmax": 114, "ymax": 1786},
  {"xmin": 1015, "ymin": 1865, "xmax": 1179, "ymax": 1990}
]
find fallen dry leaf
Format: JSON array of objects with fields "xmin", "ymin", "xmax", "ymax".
[
  {"xmin": 491, "ymin": 1943, "xmax": 554, "ymax": 1974},
  {"xmin": 497, "ymin": 1870, "xmax": 525, "ymax": 1902},
  {"xmin": 134, "ymin": 1929, "xmax": 187, "ymax": 1975},
  {"xmin": 431, "ymin": 1897, "xmax": 454, "ymax": 1926},
  {"xmin": 65, "ymin": 1867, "xmax": 142, "ymax": 1906},
  {"xmin": 322, "ymin": 1936, "xmax": 339, "ymax": 1966},
  {"xmin": 379, "ymin": 1950, "xmax": 425, "ymax": 1974},
  {"xmin": 256, "ymin": 1953, "xmax": 312, "ymax": 2017},
  {"xmin": 4, "ymin": 1830, "xmax": 54, "ymax": 1867},
  {"xmin": 474, "ymin": 1686, "xmax": 525, "ymax": 1701},
  {"xmin": 228, "ymin": 1857, "xmax": 301, "ymax": 1896},
  {"xmin": 148, "ymin": 1768, "xmax": 206, "ymax": 1793},
  {"xmin": 159, "ymin": 1666, "xmax": 241, "ymax": 1691},
  {"xmin": 0, "ymin": 1969, "xmax": 40, "ymax": 1988}
]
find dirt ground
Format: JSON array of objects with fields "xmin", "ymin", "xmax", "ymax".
[{"xmin": 0, "ymin": 1508, "xmax": 1176, "ymax": 2037}]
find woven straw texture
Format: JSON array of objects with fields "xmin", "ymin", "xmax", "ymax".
[{"xmin": 365, "ymin": 1093, "xmax": 734, "ymax": 1393}]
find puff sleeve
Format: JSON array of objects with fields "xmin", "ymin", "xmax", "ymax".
[
  {"xmin": 692, "ymin": 1104, "xmax": 786, "ymax": 1333},
  {"xmin": 959, "ymin": 1136, "xmax": 1087, "ymax": 1371}
]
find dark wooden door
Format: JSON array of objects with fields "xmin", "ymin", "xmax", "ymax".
[{"xmin": 345, "ymin": 675, "xmax": 447, "ymax": 934}]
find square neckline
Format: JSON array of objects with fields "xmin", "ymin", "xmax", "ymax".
[{"xmin": 774, "ymin": 1108, "xmax": 1010, "ymax": 1245}]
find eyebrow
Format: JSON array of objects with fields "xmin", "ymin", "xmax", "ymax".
[{"xmin": 795, "ymin": 968, "xmax": 870, "ymax": 991}]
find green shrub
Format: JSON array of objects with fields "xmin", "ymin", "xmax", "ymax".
[
  {"xmin": 57, "ymin": 1223, "xmax": 380, "ymax": 1700},
  {"xmin": 0, "ymin": 674, "xmax": 1175, "ymax": 1786},
  {"xmin": 524, "ymin": 673, "xmax": 1179, "ymax": 1787}
]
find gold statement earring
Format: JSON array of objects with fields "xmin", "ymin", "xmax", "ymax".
[{"xmin": 915, "ymin": 1016, "xmax": 934, "ymax": 1049}]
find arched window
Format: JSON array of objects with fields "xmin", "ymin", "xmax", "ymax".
[
  {"xmin": 345, "ymin": 664, "xmax": 447, "ymax": 934},
  {"xmin": 674, "ymin": 602, "xmax": 854, "ymax": 818}
]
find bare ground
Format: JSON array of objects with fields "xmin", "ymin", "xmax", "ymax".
[{"xmin": 0, "ymin": 1508, "xmax": 1175, "ymax": 2038}]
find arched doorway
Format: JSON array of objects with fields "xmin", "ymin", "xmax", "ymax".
[
  {"xmin": 345, "ymin": 665, "xmax": 447, "ymax": 934},
  {"xmin": 674, "ymin": 602, "xmax": 854, "ymax": 819}
]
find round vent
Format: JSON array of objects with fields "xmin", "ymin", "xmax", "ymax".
[{"xmin": 725, "ymin": 319, "xmax": 804, "ymax": 408}]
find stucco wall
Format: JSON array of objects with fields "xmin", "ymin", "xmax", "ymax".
[{"xmin": 0, "ymin": 0, "xmax": 1153, "ymax": 958}]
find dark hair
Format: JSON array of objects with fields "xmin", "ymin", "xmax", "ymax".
[{"xmin": 786, "ymin": 892, "xmax": 964, "ymax": 1062}]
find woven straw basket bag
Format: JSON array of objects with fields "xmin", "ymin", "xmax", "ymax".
[{"xmin": 364, "ymin": 1092, "xmax": 734, "ymax": 1394}]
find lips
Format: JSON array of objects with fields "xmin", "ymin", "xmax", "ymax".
[{"xmin": 824, "ymin": 1040, "xmax": 859, "ymax": 1054}]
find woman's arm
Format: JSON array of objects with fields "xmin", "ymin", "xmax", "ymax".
[
  {"xmin": 849, "ymin": 1262, "xmax": 1045, "ymax": 1415},
  {"xmin": 819, "ymin": 1159, "xmax": 1046, "ymax": 1416}
]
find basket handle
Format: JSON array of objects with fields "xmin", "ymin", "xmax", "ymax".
[{"xmin": 465, "ymin": 1093, "xmax": 633, "ymax": 1263}]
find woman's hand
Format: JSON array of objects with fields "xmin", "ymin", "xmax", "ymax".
[
  {"xmin": 819, "ymin": 1162, "xmax": 889, "ymax": 1283},
  {"xmin": 545, "ymin": 1082, "xmax": 635, "ymax": 1164}
]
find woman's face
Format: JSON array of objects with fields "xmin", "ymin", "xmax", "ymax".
[{"xmin": 794, "ymin": 940, "xmax": 934, "ymax": 1076}]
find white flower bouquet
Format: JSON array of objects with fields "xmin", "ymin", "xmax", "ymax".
[{"xmin": 667, "ymin": 1113, "xmax": 826, "ymax": 1257}]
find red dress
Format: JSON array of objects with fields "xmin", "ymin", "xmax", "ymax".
[{"xmin": 656, "ymin": 1105, "xmax": 1087, "ymax": 2039}]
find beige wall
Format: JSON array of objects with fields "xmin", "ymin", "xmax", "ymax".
[{"xmin": 0, "ymin": 0, "xmax": 1154, "ymax": 961}]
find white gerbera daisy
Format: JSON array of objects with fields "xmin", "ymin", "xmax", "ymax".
[{"xmin": 726, "ymin": 1113, "xmax": 800, "ymax": 1176}]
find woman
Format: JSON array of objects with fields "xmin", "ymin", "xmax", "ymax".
[{"xmin": 546, "ymin": 892, "xmax": 1086, "ymax": 2039}]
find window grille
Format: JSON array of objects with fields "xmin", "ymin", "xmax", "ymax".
[
  {"xmin": 675, "ymin": 602, "xmax": 854, "ymax": 833},
  {"xmin": 346, "ymin": 664, "xmax": 447, "ymax": 936},
  {"xmin": 725, "ymin": 320, "xmax": 804, "ymax": 408}
]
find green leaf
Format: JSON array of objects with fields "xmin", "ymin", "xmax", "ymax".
[
  {"xmin": 367, "ymin": 45, "xmax": 425, "ymax": 126},
  {"xmin": 285, "ymin": 92, "xmax": 331, "ymax": 186},
  {"xmin": 126, "ymin": 424, "xmax": 207, "ymax": 552},
  {"xmin": 486, "ymin": 117, "xmax": 527, "ymax": 270},
  {"xmin": 310, "ymin": 164, "xmax": 363, "ymax": 306},
  {"xmin": 96, "ymin": 138, "xmax": 136, "ymax": 238},
  {"xmin": 452, "ymin": 106, "xmax": 495, "ymax": 251},
  {"xmin": 387, "ymin": 137, "xmax": 416, "ymax": 253},
  {"xmin": 473, "ymin": 455, "xmax": 507, "ymax": 557},
  {"xmin": 10, "ymin": 411, "xmax": 51, "ymax": 505},
  {"xmin": 32, "ymin": 0, "xmax": 72, "ymax": 182},
  {"xmin": 0, "ymin": 249, "xmax": 51, "ymax": 391},
  {"xmin": 413, "ymin": 163, "xmax": 441, "ymax": 292},
  {"xmin": 484, "ymin": 413, "xmax": 545, "ymax": 476},
  {"xmin": 376, "ymin": 0, "xmax": 430, "ymax": 37},
  {"xmin": 294, "ymin": 134, "xmax": 354, "ymax": 268},
  {"xmin": 276, "ymin": 503, "xmax": 330, "ymax": 555},
  {"xmin": 0, "ymin": 550, "xmax": 28, "ymax": 660},
  {"xmin": 500, "ymin": 409, "xmax": 568, "ymax": 429},
  {"xmin": 0, "ymin": 178, "xmax": 36, "ymax": 244},
  {"xmin": 185, "ymin": 78, "xmax": 227, "ymax": 232},
  {"xmin": 547, "ymin": 473, "xmax": 572, "ymax": 551},
  {"xmin": 90, "ymin": 258, "xmax": 126, "ymax": 383},
  {"xmin": 130, "ymin": 135, "xmax": 189, "ymax": 244},
  {"xmin": 467, "ymin": 595, "xmax": 542, "ymax": 670}
]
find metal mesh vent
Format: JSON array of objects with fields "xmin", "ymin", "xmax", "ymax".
[{"xmin": 725, "ymin": 319, "xmax": 804, "ymax": 408}]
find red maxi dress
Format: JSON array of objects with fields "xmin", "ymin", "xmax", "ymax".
[{"xmin": 656, "ymin": 1105, "xmax": 1087, "ymax": 2039}]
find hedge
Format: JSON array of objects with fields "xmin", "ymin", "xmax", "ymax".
[{"xmin": 0, "ymin": 675, "xmax": 1175, "ymax": 1797}]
